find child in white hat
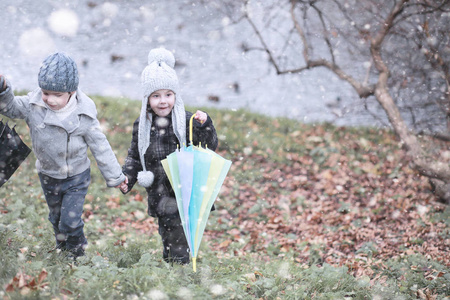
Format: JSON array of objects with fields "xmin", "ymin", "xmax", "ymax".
[
  {"xmin": 0, "ymin": 52, "xmax": 128, "ymax": 258},
  {"xmin": 120, "ymin": 48, "xmax": 218, "ymax": 264}
]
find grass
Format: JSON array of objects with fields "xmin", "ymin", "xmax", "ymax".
[{"xmin": 0, "ymin": 95, "xmax": 449, "ymax": 299}]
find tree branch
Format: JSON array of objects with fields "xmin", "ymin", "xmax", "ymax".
[
  {"xmin": 418, "ymin": 130, "xmax": 450, "ymax": 142},
  {"xmin": 310, "ymin": 2, "xmax": 336, "ymax": 64},
  {"xmin": 290, "ymin": 0, "xmax": 310, "ymax": 63},
  {"xmin": 244, "ymin": 11, "xmax": 282, "ymax": 74},
  {"xmin": 245, "ymin": 0, "xmax": 377, "ymax": 98},
  {"xmin": 371, "ymin": 0, "xmax": 409, "ymax": 73}
]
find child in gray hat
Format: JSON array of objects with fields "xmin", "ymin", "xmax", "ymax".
[
  {"xmin": 0, "ymin": 52, "xmax": 128, "ymax": 258},
  {"xmin": 120, "ymin": 48, "xmax": 218, "ymax": 265}
]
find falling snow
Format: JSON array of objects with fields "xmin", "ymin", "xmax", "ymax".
[
  {"xmin": 146, "ymin": 289, "xmax": 169, "ymax": 300},
  {"xmin": 1, "ymin": 0, "xmax": 381, "ymax": 127},
  {"xmin": 48, "ymin": 9, "xmax": 79, "ymax": 37},
  {"xmin": 18, "ymin": 28, "xmax": 55, "ymax": 59}
]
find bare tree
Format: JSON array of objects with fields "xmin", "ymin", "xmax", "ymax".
[{"xmin": 225, "ymin": 0, "xmax": 450, "ymax": 203}]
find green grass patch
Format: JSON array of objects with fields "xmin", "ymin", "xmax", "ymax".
[{"xmin": 0, "ymin": 94, "xmax": 448, "ymax": 299}]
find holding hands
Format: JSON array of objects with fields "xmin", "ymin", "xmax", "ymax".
[{"xmin": 116, "ymin": 176, "xmax": 129, "ymax": 193}]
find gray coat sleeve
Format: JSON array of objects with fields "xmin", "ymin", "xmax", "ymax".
[
  {"xmin": 0, "ymin": 82, "xmax": 32, "ymax": 120},
  {"xmin": 83, "ymin": 116, "xmax": 126, "ymax": 187}
]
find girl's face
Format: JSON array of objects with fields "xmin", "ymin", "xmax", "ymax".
[
  {"xmin": 41, "ymin": 89, "xmax": 73, "ymax": 110},
  {"xmin": 148, "ymin": 89, "xmax": 175, "ymax": 117}
]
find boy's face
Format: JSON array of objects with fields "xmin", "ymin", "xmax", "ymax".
[
  {"xmin": 148, "ymin": 89, "xmax": 175, "ymax": 117},
  {"xmin": 41, "ymin": 89, "xmax": 73, "ymax": 110}
]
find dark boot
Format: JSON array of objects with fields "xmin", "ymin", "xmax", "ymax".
[
  {"xmin": 158, "ymin": 213, "xmax": 190, "ymax": 264},
  {"xmin": 66, "ymin": 235, "xmax": 88, "ymax": 258}
]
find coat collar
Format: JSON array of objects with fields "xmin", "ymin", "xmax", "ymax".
[{"xmin": 30, "ymin": 88, "xmax": 98, "ymax": 133}]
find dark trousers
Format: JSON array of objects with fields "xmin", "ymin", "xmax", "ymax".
[
  {"xmin": 157, "ymin": 212, "xmax": 190, "ymax": 264},
  {"xmin": 38, "ymin": 168, "xmax": 90, "ymax": 257}
]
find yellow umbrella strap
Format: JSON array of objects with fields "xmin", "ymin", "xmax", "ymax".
[
  {"xmin": 189, "ymin": 114, "xmax": 208, "ymax": 148},
  {"xmin": 189, "ymin": 114, "xmax": 195, "ymax": 144}
]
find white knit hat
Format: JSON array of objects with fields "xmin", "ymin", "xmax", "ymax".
[
  {"xmin": 137, "ymin": 48, "xmax": 186, "ymax": 188},
  {"xmin": 141, "ymin": 48, "xmax": 179, "ymax": 99}
]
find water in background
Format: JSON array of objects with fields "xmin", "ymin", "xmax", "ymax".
[{"xmin": 1, "ymin": 0, "xmax": 386, "ymax": 127}]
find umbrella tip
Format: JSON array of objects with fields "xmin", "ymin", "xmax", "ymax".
[{"xmin": 193, "ymin": 257, "xmax": 197, "ymax": 272}]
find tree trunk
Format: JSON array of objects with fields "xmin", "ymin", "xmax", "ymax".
[
  {"xmin": 374, "ymin": 82, "xmax": 450, "ymax": 204},
  {"xmin": 429, "ymin": 179, "xmax": 450, "ymax": 205},
  {"xmin": 368, "ymin": 0, "xmax": 450, "ymax": 204}
]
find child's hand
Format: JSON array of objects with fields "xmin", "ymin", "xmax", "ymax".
[
  {"xmin": 117, "ymin": 177, "xmax": 129, "ymax": 193},
  {"xmin": 0, "ymin": 75, "xmax": 6, "ymax": 92},
  {"xmin": 120, "ymin": 185, "xmax": 128, "ymax": 193},
  {"xmin": 194, "ymin": 110, "xmax": 207, "ymax": 124}
]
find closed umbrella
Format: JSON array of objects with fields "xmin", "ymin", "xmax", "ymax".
[{"xmin": 162, "ymin": 114, "xmax": 232, "ymax": 271}]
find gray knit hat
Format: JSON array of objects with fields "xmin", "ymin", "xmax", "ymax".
[
  {"xmin": 38, "ymin": 52, "xmax": 79, "ymax": 92},
  {"xmin": 137, "ymin": 48, "xmax": 186, "ymax": 188}
]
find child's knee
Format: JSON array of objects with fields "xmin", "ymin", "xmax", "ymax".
[{"xmin": 156, "ymin": 196, "xmax": 178, "ymax": 217}]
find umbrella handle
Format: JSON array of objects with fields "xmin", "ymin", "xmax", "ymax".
[
  {"xmin": 189, "ymin": 113, "xmax": 195, "ymax": 144},
  {"xmin": 188, "ymin": 114, "xmax": 207, "ymax": 149}
]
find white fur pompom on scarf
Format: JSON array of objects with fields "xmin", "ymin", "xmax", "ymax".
[{"xmin": 137, "ymin": 170, "xmax": 154, "ymax": 188}]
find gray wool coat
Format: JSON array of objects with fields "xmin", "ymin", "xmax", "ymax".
[{"xmin": 0, "ymin": 83, "xmax": 125, "ymax": 187}]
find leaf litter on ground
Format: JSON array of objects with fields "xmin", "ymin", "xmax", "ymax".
[{"xmin": 0, "ymin": 96, "xmax": 448, "ymax": 298}]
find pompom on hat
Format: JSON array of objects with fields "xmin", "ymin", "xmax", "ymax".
[
  {"xmin": 38, "ymin": 52, "xmax": 79, "ymax": 92},
  {"xmin": 137, "ymin": 48, "xmax": 186, "ymax": 188},
  {"xmin": 141, "ymin": 48, "xmax": 179, "ymax": 100}
]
